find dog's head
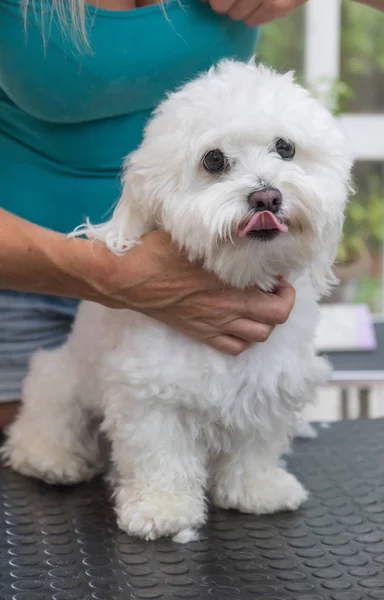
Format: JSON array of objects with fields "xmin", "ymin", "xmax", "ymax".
[{"xmin": 83, "ymin": 60, "xmax": 352, "ymax": 295}]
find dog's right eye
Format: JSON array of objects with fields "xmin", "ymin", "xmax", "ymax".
[
  {"xmin": 202, "ymin": 149, "xmax": 227, "ymax": 173},
  {"xmin": 275, "ymin": 138, "xmax": 295, "ymax": 160}
]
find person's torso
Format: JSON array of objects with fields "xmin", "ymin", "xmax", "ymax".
[{"xmin": 0, "ymin": 0, "xmax": 258, "ymax": 232}]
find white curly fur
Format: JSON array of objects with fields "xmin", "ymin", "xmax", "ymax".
[{"xmin": 2, "ymin": 60, "xmax": 352, "ymax": 541}]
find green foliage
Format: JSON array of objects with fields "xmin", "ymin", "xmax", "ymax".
[
  {"xmin": 354, "ymin": 275, "xmax": 381, "ymax": 312},
  {"xmin": 338, "ymin": 177, "xmax": 384, "ymax": 263},
  {"xmin": 324, "ymin": 79, "xmax": 355, "ymax": 115}
]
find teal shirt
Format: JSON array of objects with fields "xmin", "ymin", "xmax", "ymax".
[{"xmin": 0, "ymin": 0, "xmax": 258, "ymax": 233}]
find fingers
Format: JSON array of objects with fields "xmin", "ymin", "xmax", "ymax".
[
  {"xmin": 228, "ymin": 0, "xmax": 263, "ymax": 21},
  {"xmin": 245, "ymin": 6, "xmax": 275, "ymax": 26},
  {"xmin": 208, "ymin": 0, "xmax": 237, "ymax": 13},
  {"xmin": 239, "ymin": 281, "xmax": 295, "ymax": 326},
  {"xmin": 205, "ymin": 316, "xmax": 277, "ymax": 356},
  {"xmin": 244, "ymin": 4, "xmax": 287, "ymax": 25},
  {"xmin": 245, "ymin": 0, "xmax": 307, "ymax": 26},
  {"xmin": 274, "ymin": 277, "xmax": 296, "ymax": 316},
  {"xmin": 225, "ymin": 318, "xmax": 274, "ymax": 343},
  {"xmin": 206, "ymin": 334, "xmax": 251, "ymax": 356},
  {"xmin": 208, "ymin": 0, "xmax": 306, "ymax": 26}
]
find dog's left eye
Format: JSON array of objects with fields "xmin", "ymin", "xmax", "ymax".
[
  {"xmin": 275, "ymin": 138, "xmax": 295, "ymax": 160},
  {"xmin": 202, "ymin": 149, "xmax": 228, "ymax": 173}
]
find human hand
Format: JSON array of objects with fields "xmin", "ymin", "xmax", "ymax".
[
  {"xmin": 0, "ymin": 211, "xmax": 294, "ymax": 355},
  {"xmin": 103, "ymin": 231, "xmax": 296, "ymax": 356},
  {"xmin": 207, "ymin": 0, "xmax": 307, "ymax": 26}
]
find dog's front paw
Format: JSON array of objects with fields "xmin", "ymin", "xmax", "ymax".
[
  {"xmin": 2, "ymin": 437, "xmax": 100, "ymax": 485},
  {"xmin": 212, "ymin": 467, "xmax": 308, "ymax": 515},
  {"xmin": 115, "ymin": 487, "xmax": 206, "ymax": 540}
]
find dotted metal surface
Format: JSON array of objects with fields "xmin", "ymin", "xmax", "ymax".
[{"xmin": 0, "ymin": 418, "xmax": 384, "ymax": 600}]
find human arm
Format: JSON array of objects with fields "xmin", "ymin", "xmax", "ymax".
[
  {"xmin": 0, "ymin": 209, "xmax": 295, "ymax": 355},
  {"xmin": 352, "ymin": 0, "xmax": 384, "ymax": 10},
  {"xmin": 207, "ymin": 0, "xmax": 384, "ymax": 27},
  {"xmin": 206, "ymin": 0, "xmax": 306, "ymax": 27},
  {"xmin": 0, "ymin": 208, "xmax": 114, "ymax": 301}
]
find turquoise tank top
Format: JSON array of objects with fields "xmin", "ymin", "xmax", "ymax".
[{"xmin": 0, "ymin": 0, "xmax": 258, "ymax": 233}]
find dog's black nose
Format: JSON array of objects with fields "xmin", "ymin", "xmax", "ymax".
[{"xmin": 248, "ymin": 188, "xmax": 282, "ymax": 214}]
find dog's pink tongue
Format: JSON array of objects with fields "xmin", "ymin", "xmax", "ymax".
[{"xmin": 238, "ymin": 211, "xmax": 289, "ymax": 238}]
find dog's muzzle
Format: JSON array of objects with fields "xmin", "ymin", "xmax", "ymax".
[{"xmin": 238, "ymin": 188, "xmax": 288, "ymax": 239}]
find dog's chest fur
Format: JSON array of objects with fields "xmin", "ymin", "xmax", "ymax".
[{"xmin": 68, "ymin": 273, "xmax": 329, "ymax": 434}]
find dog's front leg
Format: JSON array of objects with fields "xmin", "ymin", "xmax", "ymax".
[
  {"xmin": 104, "ymin": 405, "xmax": 207, "ymax": 540},
  {"xmin": 210, "ymin": 424, "xmax": 308, "ymax": 515}
]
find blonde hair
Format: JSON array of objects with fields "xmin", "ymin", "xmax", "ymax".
[{"xmin": 22, "ymin": 0, "xmax": 88, "ymax": 46}]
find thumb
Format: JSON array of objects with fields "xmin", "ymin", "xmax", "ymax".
[{"xmin": 274, "ymin": 276, "xmax": 296, "ymax": 302}]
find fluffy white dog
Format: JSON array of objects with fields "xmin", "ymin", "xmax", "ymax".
[{"xmin": 3, "ymin": 60, "xmax": 352, "ymax": 541}]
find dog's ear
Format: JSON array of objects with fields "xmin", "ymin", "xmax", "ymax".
[
  {"xmin": 282, "ymin": 70, "xmax": 295, "ymax": 84},
  {"xmin": 71, "ymin": 156, "xmax": 154, "ymax": 255},
  {"xmin": 312, "ymin": 160, "xmax": 354, "ymax": 298},
  {"xmin": 309, "ymin": 216, "xmax": 344, "ymax": 298}
]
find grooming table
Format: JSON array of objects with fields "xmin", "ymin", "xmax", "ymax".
[
  {"xmin": 0, "ymin": 418, "xmax": 384, "ymax": 600},
  {"xmin": 326, "ymin": 319, "xmax": 384, "ymax": 418}
]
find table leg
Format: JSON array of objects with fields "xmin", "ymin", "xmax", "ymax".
[
  {"xmin": 341, "ymin": 388, "xmax": 349, "ymax": 418},
  {"xmin": 359, "ymin": 388, "xmax": 371, "ymax": 418}
]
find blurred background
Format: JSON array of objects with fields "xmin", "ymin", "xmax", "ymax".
[{"xmin": 257, "ymin": 0, "xmax": 384, "ymax": 420}]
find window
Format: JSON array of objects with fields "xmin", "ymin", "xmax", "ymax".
[
  {"xmin": 332, "ymin": 161, "xmax": 384, "ymax": 312},
  {"xmin": 339, "ymin": 2, "xmax": 384, "ymax": 312},
  {"xmin": 259, "ymin": 0, "xmax": 384, "ymax": 314}
]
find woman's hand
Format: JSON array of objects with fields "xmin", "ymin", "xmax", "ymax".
[
  {"xmin": 0, "ymin": 210, "xmax": 295, "ymax": 356},
  {"xmin": 207, "ymin": 0, "xmax": 307, "ymax": 26},
  {"xmin": 102, "ymin": 231, "xmax": 296, "ymax": 356}
]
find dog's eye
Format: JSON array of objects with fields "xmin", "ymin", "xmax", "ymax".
[
  {"xmin": 202, "ymin": 149, "xmax": 228, "ymax": 173},
  {"xmin": 275, "ymin": 138, "xmax": 295, "ymax": 160}
]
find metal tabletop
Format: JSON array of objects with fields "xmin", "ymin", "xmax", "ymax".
[
  {"xmin": 327, "ymin": 319, "xmax": 384, "ymax": 387},
  {"xmin": 0, "ymin": 418, "xmax": 384, "ymax": 599}
]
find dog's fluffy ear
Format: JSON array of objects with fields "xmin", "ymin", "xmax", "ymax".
[
  {"xmin": 309, "ymin": 216, "xmax": 344, "ymax": 298},
  {"xmin": 71, "ymin": 156, "xmax": 154, "ymax": 255},
  {"xmin": 308, "ymin": 146, "xmax": 353, "ymax": 299}
]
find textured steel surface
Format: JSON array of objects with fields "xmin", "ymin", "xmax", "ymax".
[{"xmin": 0, "ymin": 418, "xmax": 384, "ymax": 600}]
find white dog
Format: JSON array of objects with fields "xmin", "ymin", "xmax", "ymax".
[{"xmin": 2, "ymin": 60, "xmax": 352, "ymax": 541}]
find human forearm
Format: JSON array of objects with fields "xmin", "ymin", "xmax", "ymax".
[
  {"xmin": 208, "ymin": 0, "xmax": 384, "ymax": 24},
  {"xmin": 352, "ymin": 0, "xmax": 384, "ymax": 9},
  {"xmin": 0, "ymin": 208, "xmax": 114, "ymax": 301},
  {"xmin": 0, "ymin": 210, "xmax": 296, "ymax": 355}
]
